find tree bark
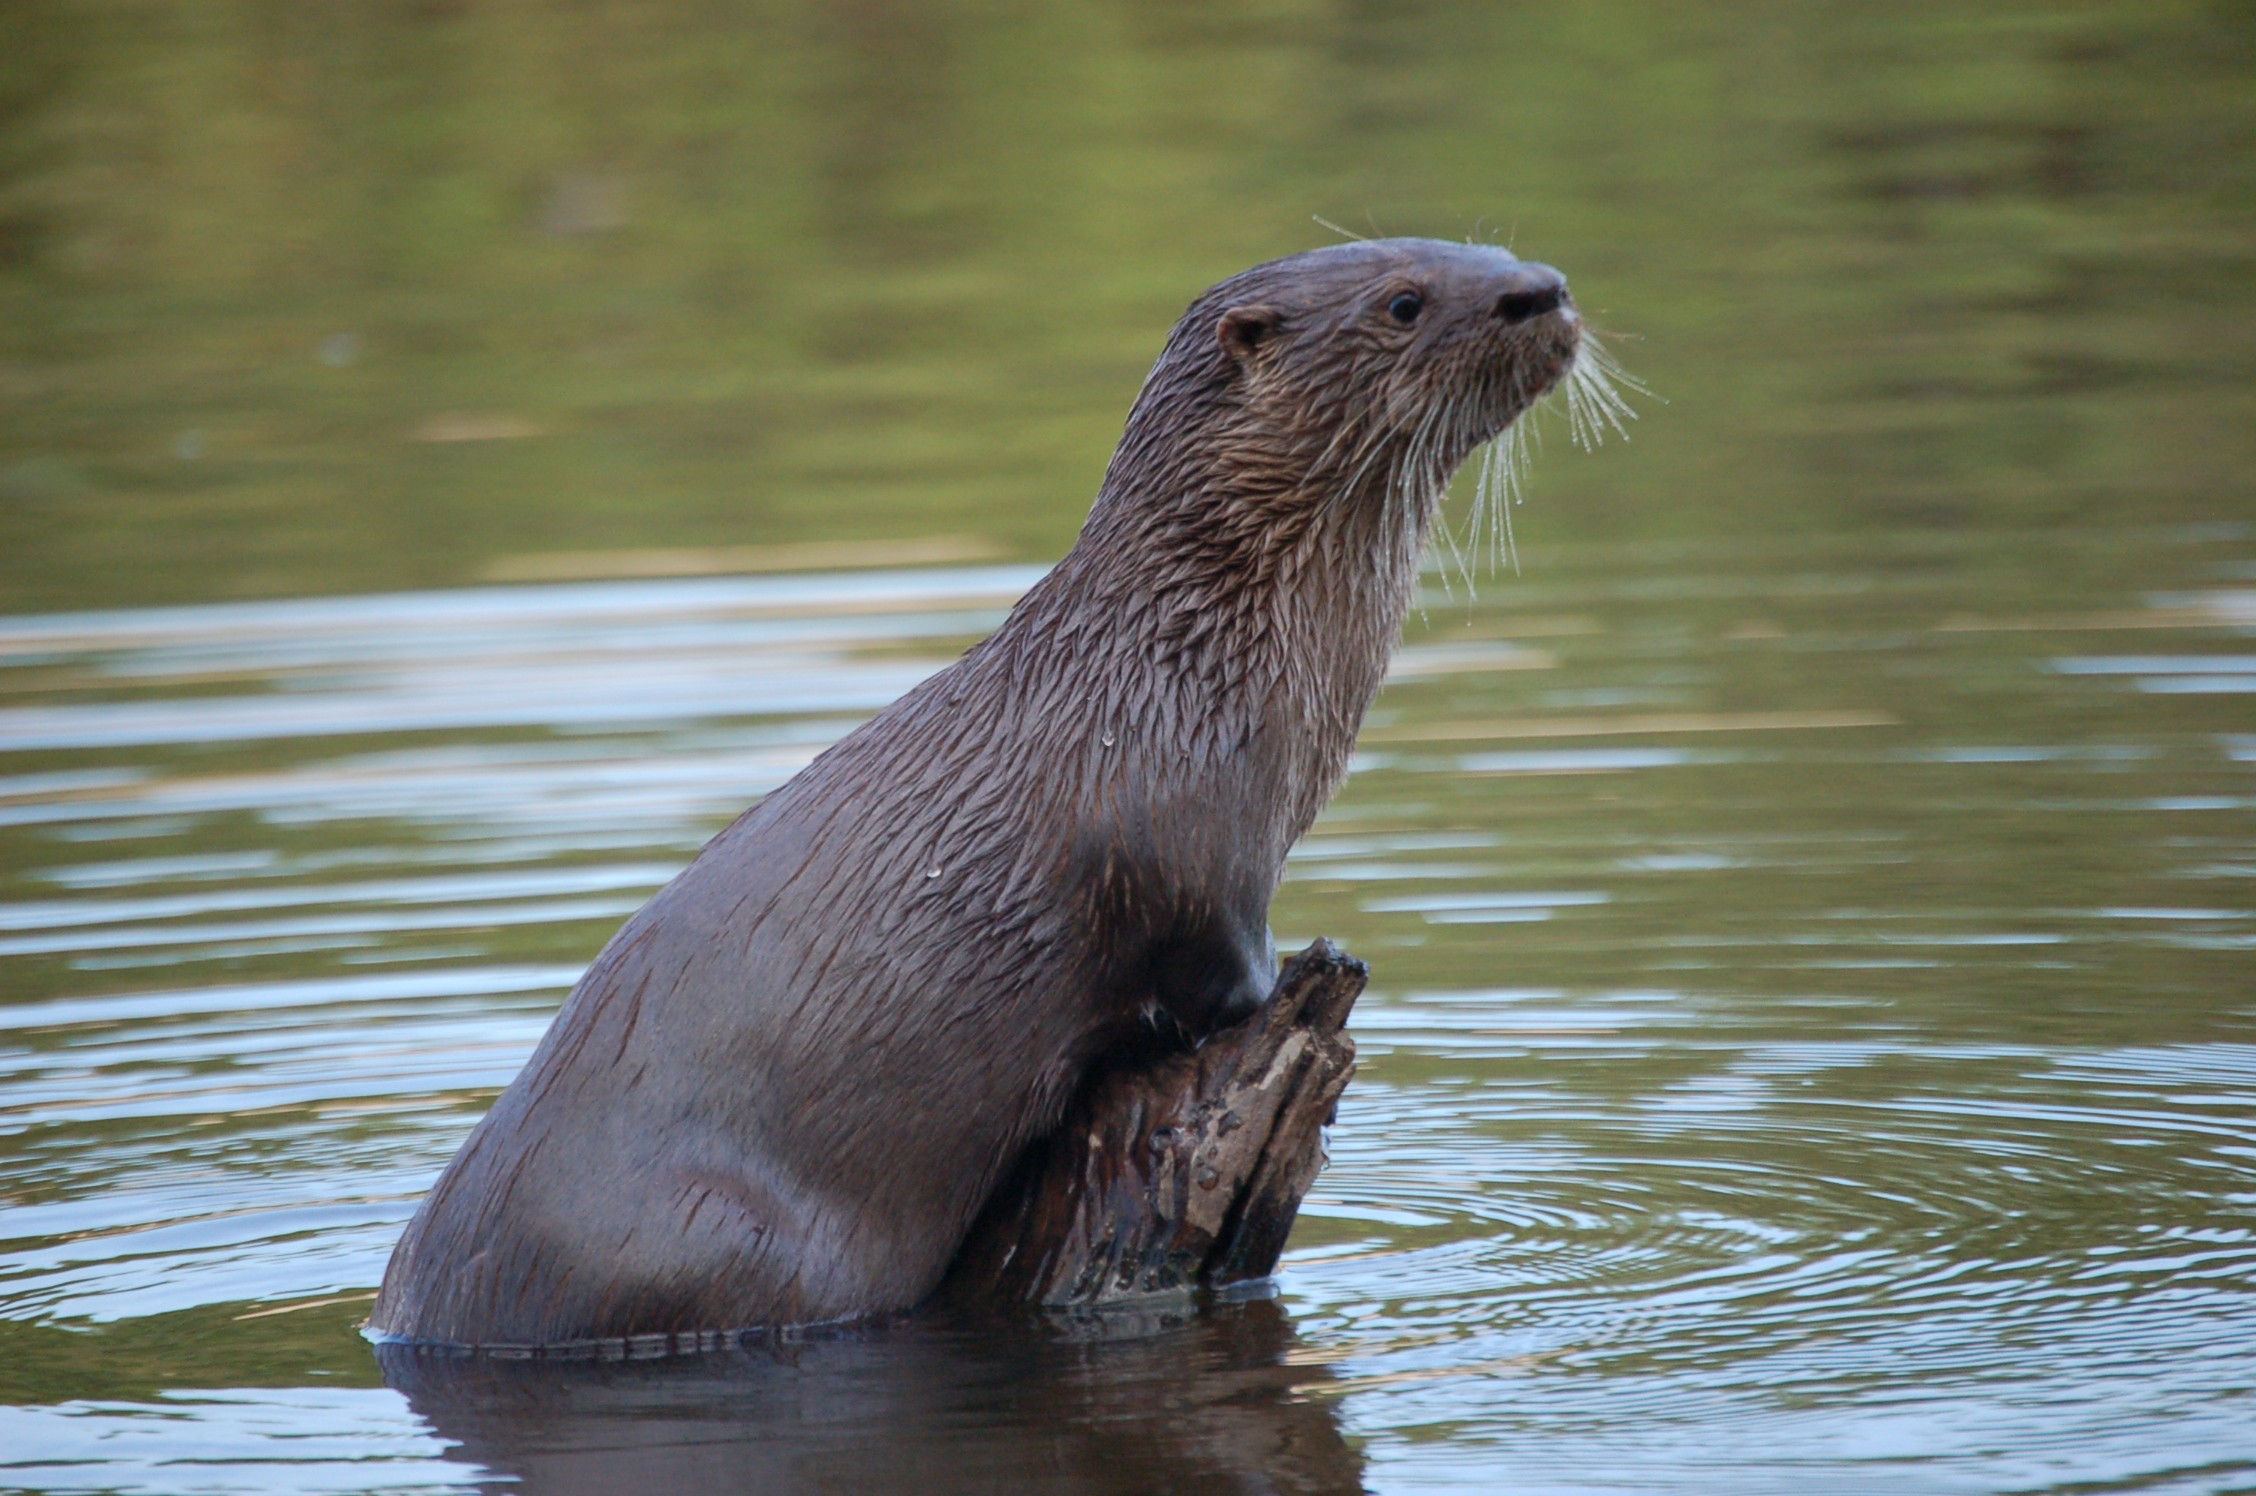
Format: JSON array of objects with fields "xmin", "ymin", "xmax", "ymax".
[{"xmin": 944, "ymin": 940, "xmax": 1366, "ymax": 1308}]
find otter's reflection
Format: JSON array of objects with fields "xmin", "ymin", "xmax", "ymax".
[{"xmin": 377, "ymin": 1298, "xmax": 1366, "ymax": 1495}]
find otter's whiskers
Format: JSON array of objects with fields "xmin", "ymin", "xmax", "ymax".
[{"xmin": 1450, "ymin": 329, "xmax": 1652, "ymax": 585}]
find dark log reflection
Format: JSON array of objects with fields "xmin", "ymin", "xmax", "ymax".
[{"xmin": 377, "ymin": 1297, "xmax": 1365, "ymax": 1495}]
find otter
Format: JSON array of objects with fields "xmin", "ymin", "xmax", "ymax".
[{"xmin": 369, "ymin": 238, "xmax": 1583, "ymax": 1347}]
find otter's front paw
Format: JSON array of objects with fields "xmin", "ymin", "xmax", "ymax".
[{"xmin": 1150, "ymin": 925, "xmax": 1277, "ymax": 1038}]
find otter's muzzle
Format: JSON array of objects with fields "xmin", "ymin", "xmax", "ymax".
[{"xmin": 1492, "ymin": 263, "xmax": 1571, "ymax": 325}]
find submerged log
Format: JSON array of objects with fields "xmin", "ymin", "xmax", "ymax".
[{"xmin": 945, "ymin": 940, "xmax": 1367, "ymax": 1308}]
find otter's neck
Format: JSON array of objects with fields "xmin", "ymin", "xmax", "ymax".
[{"xmin": 1007, "ymin": 435, "xmax": 1442, "ymax": 839}]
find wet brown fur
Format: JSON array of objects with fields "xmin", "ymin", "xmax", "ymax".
[{"xmin": 369, "ymin": 239, "xmax": 1581, "ymax": 1346}]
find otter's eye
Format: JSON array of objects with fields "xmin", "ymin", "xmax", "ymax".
[{"xmin": 1388, "ymin": 292, "xmax": 1423, "ymax": 325}]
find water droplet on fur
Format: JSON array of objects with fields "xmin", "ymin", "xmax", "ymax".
[
  {"xmin": 926, "ymin": 866, "xmax": 942, "ymax": 878},
  {"xmin": 1102, "ymin": 731, "xmax": 1115, "ymax": 747}
]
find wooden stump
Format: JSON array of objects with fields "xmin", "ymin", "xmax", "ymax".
[{"xmin": 945, "ymin": 940, "xmax": 1367, "ymax": 1308}]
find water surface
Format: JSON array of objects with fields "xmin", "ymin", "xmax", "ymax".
[{"xmin": 4, "ymin": 533, "xmax": 2252, "ymax": 1492}]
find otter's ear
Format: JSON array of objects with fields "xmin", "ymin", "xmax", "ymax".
[{"xmin": 1217, "ymin": 304, "xmax": 1283, "ymax": 363}]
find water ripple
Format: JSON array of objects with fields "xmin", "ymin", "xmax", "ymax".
[{"xmin": 2, "ymin": 552, "xmax": 2253, "ymax": 1491}]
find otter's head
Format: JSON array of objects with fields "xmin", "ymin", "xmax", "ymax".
[{"xmin": 1092, "ymin": 238, "xmax": 1584, "ymax": 554}]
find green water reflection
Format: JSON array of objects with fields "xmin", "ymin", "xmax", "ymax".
[{"xmin": 4, "ymin": 0, "xmax": 2250, "ymax": 611}]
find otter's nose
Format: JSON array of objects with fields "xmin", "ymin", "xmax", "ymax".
[{"xmin": 1492, "ymin": 263, "xmax": 1570, "ymax": 324}]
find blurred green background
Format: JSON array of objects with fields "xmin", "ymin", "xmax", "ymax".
[{"xmin": 2, "ymin": 0, "xmax": 2249, "ymax": 614}]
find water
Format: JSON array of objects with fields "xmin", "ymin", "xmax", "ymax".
[
  {"xmin": 3, "ymin": 0, "xmax": 2254, "ymax": 1490},
  {"xmin": 3, "ymin": 536, "xmax": 2251, "ymax": 1492}
]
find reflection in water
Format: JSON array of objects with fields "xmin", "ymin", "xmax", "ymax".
[
  {"xmin": 377, "ymin": 1302, "xmax": 1364, "ymax": 1495},
  {"xmin": 1, "ymin": 545, "xmax": 2249, "ymax": 1493},
  {"xmin": 0, "ymin": 568, "xmax": 1038, "ymax": 752}
]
